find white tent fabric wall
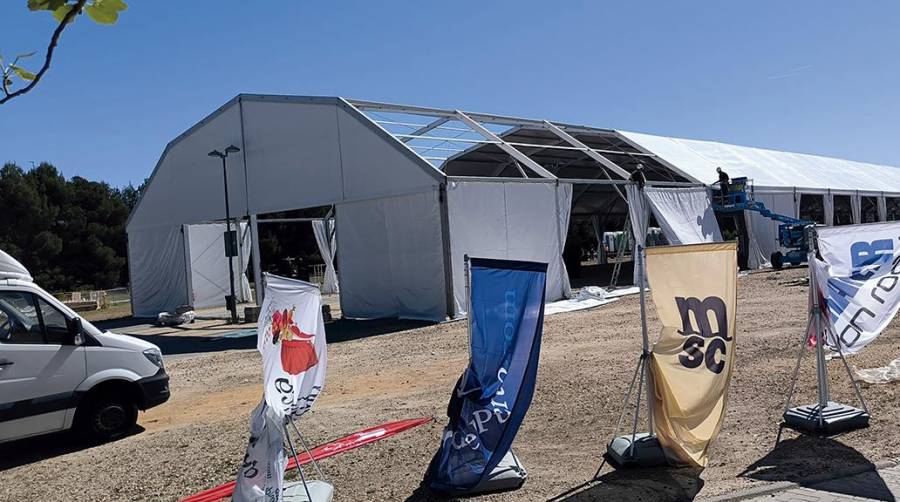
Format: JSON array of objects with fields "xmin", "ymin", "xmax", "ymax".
[
  {"xmin": 0, "ymin": 249, "xmax": 31, "ymax": 281},
  {"xmin": 851, "ymin": 193, "xmax": 862, "ymax": 224},
  {"xmin": 129, "ymin": 225, "xmax": 189, "ymax": 317},
  {"xmin": 184, "ymin": 222, "xmax": 252, "ymax": 309},
  {"xmin": 311, "ymin": 219, "xmax": 339, "ymax": 294},
  {"xmin": 336, "ymin": 189, "xmax": 446, "ymax": 322},
  {"xmin": 879, "ymin": 196, "xmax": 888, "ymax": 222},
  {"xmin": 746, "ymin": 191, "xmax": 796, "ymax": 266},
  {"xmin": 824, "ymin": 192, "xmax": 835, "ymax": 226},
  {"xmin": 643, "ymin": 187, "xmax": 722, "ymax": 245},
  {"xmin": 625, "ymin": 184, "xmax": 649, "ymax": 287},
  {"xmin": 446, "ymin": 180, "xmax": 572, "ymax": 316}
]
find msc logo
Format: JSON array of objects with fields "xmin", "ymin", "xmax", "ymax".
[{"xmin": 676, "ymin": 296, "xmax": 731, "ymax": 374}]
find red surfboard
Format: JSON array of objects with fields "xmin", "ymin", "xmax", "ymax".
[{"xmin": 181, "ymin": 417, "xmax": 432, "ymax": 502}]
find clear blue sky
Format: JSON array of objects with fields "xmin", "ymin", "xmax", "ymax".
[{"xmin": 2, "ymin": 1, "xmax": 898, "ymax": 187}]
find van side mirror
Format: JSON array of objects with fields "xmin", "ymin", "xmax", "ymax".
[{"xmin": 66, "ymin": 317, "xmax": 83, "ymax": 345}]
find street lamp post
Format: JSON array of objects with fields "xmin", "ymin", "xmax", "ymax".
[{"xmin": 208, "ymin": 145, "xmax": 241, "ymax": 324}]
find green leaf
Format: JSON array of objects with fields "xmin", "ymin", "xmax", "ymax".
[
  {"xmin": 28, "ymin": 0, "xmax": 67, "ymax": 12},
  {"xmin": 85, "ymin": 0, "xmax": 127, "ymax": 25},
  {"xmin": 10, "ymin": 65, "xmax": 36, "ymax": 81},
  {"xmin": 52, "ymin": 4, "xmax": 75, "ymax": 23}
]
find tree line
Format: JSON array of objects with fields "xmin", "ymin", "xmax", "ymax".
[{"xmin": 0, "ymin": 162, "xmax": 143, "ymax": 292}]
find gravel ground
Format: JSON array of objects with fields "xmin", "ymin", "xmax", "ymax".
[{"xmin": 2, "ymin": 268, "xmax": 899, "ymax": 501}]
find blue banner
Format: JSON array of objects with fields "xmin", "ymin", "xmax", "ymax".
[{"xmin": 426, "ymin": 257, "xmax": 547, "ymax": 493}]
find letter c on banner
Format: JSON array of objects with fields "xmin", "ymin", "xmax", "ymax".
[{"xmin": 704, "ymin": 338, "xmax": 726, "ymax": 374}]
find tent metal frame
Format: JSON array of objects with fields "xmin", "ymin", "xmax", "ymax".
[{"xmin": 345, "ymin": 98, "xmax": 700, "ymax": 187}]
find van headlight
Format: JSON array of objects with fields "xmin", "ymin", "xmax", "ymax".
[{"xmin": 143, "ymin": 348, "xmax": 165, "ymax": 370}]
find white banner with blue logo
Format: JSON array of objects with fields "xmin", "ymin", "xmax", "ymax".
[
  {"xmin": 425, "ymin": 258, "xmax": 547, "ymax": 493},
  {"xmin": 816, "ymin": 222, "xmax": 900, "ymax": 354}
]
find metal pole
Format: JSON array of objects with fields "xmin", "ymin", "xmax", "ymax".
[
  {"xmin": 249, "ymin": 214, "xmax": 264, "ymax": 306},
  {"xmin": 465, "ymin": 255, "xmax": 473, "ymax": 349},
  {"xmin": 223, "ymin": 155, "xmax": 238, "ymax": 324},
  {"xmin": 284, "ymin": 423, "xmax": 313, "ymax": 502},
  {"xmin": 637, "ymin": 243, "xmax": 654, "ymax": 435},
  {"xmin": 807, "ymin": 226, "xmax": 829, "ymax": 423}
]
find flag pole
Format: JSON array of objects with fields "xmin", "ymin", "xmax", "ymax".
[
  {"xmin": 636, "ymin": 243, "xmax": 654, "ymax": 435},
  {"xmin": 808, "ymin": 226, "xmax": 829, "ymax": 426},
  {"xmin": 782, "ymin": 225, "xmax": 869, "ymax": 434},
  {"xmin": 284, "ymin": 422, "xmax": 313, "ymax": 502}
]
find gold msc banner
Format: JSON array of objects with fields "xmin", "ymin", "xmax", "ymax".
[{"xmin": 645, "ymin": 242, "xmax": 737, "ymax": 467}]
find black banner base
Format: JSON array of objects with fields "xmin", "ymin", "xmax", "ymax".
[
  {"xmin": 783, "ymin": 401, "xmax": 870, "ymax": 435},
  {"xmin": 606, "ymin": 432, "xmax": 667, "ymax": 468}
]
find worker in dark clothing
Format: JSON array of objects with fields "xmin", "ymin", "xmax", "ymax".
[
  {"xmin": 716, "ymin": 166, "xmax": 730, "ymax": 199},
  {"xmin": 629, "ymin": 163, "xmax": 646, "ymax": 189}
]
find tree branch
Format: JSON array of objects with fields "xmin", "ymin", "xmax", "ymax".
[{"xmin": 0, "ymin": 0, "xmax": 88, "ymax": 106}]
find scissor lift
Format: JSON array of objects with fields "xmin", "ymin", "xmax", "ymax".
[{"xmin": 712, "ymin": 177, "xmax": 814, "ymax": 269}]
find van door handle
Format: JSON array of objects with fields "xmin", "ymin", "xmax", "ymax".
[{"xmin": 0, "ymin": 360, "xmax": 13, "ymax": 367}]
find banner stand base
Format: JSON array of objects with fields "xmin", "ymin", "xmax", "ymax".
[
  {"xmin": 606, "ymin": 432, "xmax": 667, "ymax": 468},
  {"xmin": 783, "ymin": 401, "xmax": 869, "ymax": 435},
  {"xmin": 283, "ymin": 480, "xmax": 334, "ymax": 502}
]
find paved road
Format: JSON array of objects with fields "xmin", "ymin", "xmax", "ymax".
[{"xmin": 748, "ymin": 463, "xmax": 899, "ymax": 502}]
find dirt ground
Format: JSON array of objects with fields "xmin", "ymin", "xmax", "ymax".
[{"xmin": 2, "ymin": 268, "xmax": 899, "ymax": 501}]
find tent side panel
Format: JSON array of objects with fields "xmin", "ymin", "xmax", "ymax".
[
  {"xmin": 127, "ymin": 103, "xmax": 246, "ymax": 232},
  {"xmin": 129, "ymin": 225, "xmax": 189, "ymax": 317},
  {"xmin": 185, "ymin": 222, "xmax": 252, "ymax": 309},
  {"xmin": 336, "ymin": 189, "xmax": 446, "ymax": 322},
  {"xmin": 747, "ymin": 191, "xmax": 796, "ymax": 265},
  {"xmin": 446, "ymin": 180, "xmax": 571, "ymax": 316},
  {"xmin": 241, "ymin": 100, "xmax": 345, "ymax": 215},
  {"xmin": 335, "ymin": 105, "xmax": 441, "ymax": 202}
]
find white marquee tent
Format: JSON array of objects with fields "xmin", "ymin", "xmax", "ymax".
[{"xmin": 127, "ymin": 95, "xmax": 900, "ymax": 321}]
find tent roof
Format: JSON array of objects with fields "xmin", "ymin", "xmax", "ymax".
[{"xmin": 621, "ymin": 131, "xmax": 900, "ymax": 194}]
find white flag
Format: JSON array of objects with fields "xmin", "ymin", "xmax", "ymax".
[
  {"xmin": 233, "ymin": 274, "xmax": 328, "ymax": 502},
  {"xmin": 258, "ymin": 274, "xmax": 328, "ymax": 419},
  {"xmin": 234, "ymin": 402, "xmax": 288, "ymax": 502},
  {"xmin": 815, "ymin": 222, "xmax": 900, "ymax": 354}
]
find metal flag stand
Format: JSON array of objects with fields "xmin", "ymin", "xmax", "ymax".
[
  {"xmin": 282, "ymin": 416, "xmax": 332, "ymax": 502},
  {"xmin": 781, "ymin": 226, "xmax": 870, "ymax": 436},
  {"xmin": 597, "ymin": 184, "xmax": 666, "ymax": 476}
]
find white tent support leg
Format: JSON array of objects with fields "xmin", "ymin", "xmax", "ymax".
[{"xmin": 250, "ymin": 214, "xmax": 264, "ymax": 306}]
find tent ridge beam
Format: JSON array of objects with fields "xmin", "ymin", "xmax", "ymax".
[
  {"xmin": 455, "ymin": 110, "xmax": 556, "ymax": 179},
  {"xmin": 543, "ymin": 121, "xmax": 631, "ymax": 179}
]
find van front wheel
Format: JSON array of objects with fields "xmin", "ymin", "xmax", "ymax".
[{"xmin": 77, "ymin": 393, "xmax": 138, "ymax": 443}]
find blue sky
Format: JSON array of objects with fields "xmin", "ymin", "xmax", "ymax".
[{"xmin": 1, "ymin": 1, "xmax": 899, "ymax": 187}]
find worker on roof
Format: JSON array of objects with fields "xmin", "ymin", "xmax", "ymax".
[
  {"xmin": 629, "ymin": 163, "xmax": 646, "ymax": 190},
  {"xmin": 716, "ymin": 166, "xmax": 730, "ymax": 199}
]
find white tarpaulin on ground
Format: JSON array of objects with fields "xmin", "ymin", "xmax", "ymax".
[
  {"xmin": 447, "ymin": 180, "xmax": 572, "ymax": 316},
  {"xmin": 234, "ymin": 274, "xmax": 328, "ymax": 501},
  {"xmin": 0, "ymin": 249, "xmax": 31, "ymax": 281},
  {"xmin": 814, "ymin": 222, "xmax": 900, "ymax": 354},
  {"xmin": 854, "ymin": 358, "xmax": 900, "ymax": 384},
  {"xmin": 184, "ymin": 222, "xmax": 252, "ymax": 309},
  {"xmin": 311, "ymin": 219, "xmax": 339, "ymax": 294},
  {"xmin": 644, "ymin": 187, "xmax": 722, "ymax": 245}
]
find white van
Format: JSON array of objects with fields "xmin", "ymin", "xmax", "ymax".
[{"xmin": 0, "ymin": 250, "xmax": 169, "ymax": 443}]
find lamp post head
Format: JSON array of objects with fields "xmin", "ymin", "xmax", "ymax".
[
  {"xmin": 208, "ymin": 150, "xmax": 224, "ymax": 158},
  {"xmin": 224, "ymin": 145, "xmax": 241, "ymax": 155}
]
